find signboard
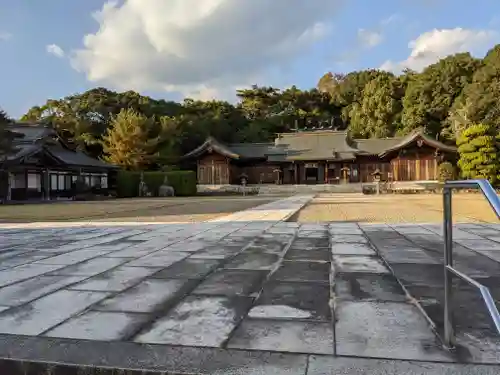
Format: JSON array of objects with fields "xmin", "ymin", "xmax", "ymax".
[{"xmin": 304, "ymin": 163, "xmax": 318, "ymax": 168}]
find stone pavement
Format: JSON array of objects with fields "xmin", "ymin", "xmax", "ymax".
[{"xmin": 0, "ymin": 195, "xmax": 498, "ymax": 374}]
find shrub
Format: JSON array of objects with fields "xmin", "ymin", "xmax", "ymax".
[
  {"xmin": 457, "ymin": 123, "xmax": 500, "ymax": 185},
  {"xmin": 437, "ymin": 162, "xmax": 456, "ymax": 182},
  {"xmin": 116, "ymin": 170, "xmax": 196, "ymax": 197}
]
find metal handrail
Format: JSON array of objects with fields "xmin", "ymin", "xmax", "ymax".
[{"xmin": 442, "ymin": 179, "xmax": 500, "ymax": 348}]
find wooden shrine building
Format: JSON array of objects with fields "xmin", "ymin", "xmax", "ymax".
[
  {"xmin": 182, "ymin": 129, "xmax": 457, "ymax": 185},
  {"xmin": 0, "ymin": 123, "xmax": 118, "ymax": 202}
]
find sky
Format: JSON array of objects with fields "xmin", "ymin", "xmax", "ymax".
[{"xmin": 1, "ymin": 0, "xmax": 500, "ymax": 118}]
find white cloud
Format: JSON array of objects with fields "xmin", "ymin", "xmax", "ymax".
[
  {"xmin": 46, "ymin": 44, "xmax": 65, "ymax": 58},
  {"xmin": 0, "ymin": 32, "xmax": 12, "ymax": 41},
  {"xmin": 70, "ymin": 0, "xmax": 341, "ymax": 99},
  {"xmin": 380, "ymin": 28, "xmax": 498, "ymax": 72},
  {"xmin": 357, "ymin": 29, "xmax": 383, "ymax": 48}
]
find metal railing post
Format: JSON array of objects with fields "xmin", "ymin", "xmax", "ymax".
[{"xmin": 443, "ymin": 186, "xmax": 454, "ymax": 348}]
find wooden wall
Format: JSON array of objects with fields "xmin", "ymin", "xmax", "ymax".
[
  {"xmin": 241, "ymin": 163, "xmax": 279, "ymax": 184},
  {"xmin": 197, "ymin": 154, "xmax": 230, "ymax": 184},
  {"xmin": 391, "ymin": 157, "xmax": 437, "ymax": 181}
]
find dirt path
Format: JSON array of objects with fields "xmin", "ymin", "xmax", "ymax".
[
  {"xmin": 290, "ymin": 193, "xmax": 499, "ymax": 223},
  {"xmin": 0, "ymin": 197, "xmax": 276, "ymax": 223}
]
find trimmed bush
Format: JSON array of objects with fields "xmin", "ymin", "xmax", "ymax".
[{"xmin": 116, "ymin": 170, "xmax": 196, "ymax": 197}]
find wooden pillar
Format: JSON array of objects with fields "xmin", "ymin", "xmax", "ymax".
[
  {"xmin": 416, "ymin": 159, "xmax": 421, "ymax": 181},
  {"xmin": 393, "ymin": 160, "xmax": 398, "ymax": 181},
  {"xmin": 211, "ymin": 160, "xmax": 215, "ymax": 185},
  {"xmin": 294, "ymin": 162, "xmax": 298, "ymax": 184},
  {"xmin": 325, "ymin": 163, "xmax": 328, "ymax": 184},
  {"xmin": 6, "ymin": 172, "xmax": 12, "ymax": 201}
]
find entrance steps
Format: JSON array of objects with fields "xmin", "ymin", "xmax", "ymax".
[{"xmin": 257, "ymin": 183, "xmax": 363, "ymax": 196}]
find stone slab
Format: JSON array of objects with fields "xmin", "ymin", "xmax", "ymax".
[
  {"xmin": 0, "ymin": 263, "xmax": 67, "ymax": 288},
  {"xmin": 334, "ymin": 272, "xmax": 407, "ymax": 302},
  {"xmin": 69, "ymin": 266, "xmax": 159, "ymax": 292},
  {"xmin": 249, "ymin": 281, "xmax": 331, "ymax": 321},
  {"xmin": 0, "ymin": 335, "xmax": 308, "ymax": 375},
  {"xmin": 135, "ymin": 295, "xmax": 252, "ymax": 347},
  {"xmin": 331, "ymin": 243, "xmax": 376, "ymax": 256},
  {"xmin": 34, "ymin": 248, "xmax": 116, "ymax": 265},
  {"xmin": 271, "ymin": 261, "xmax": 330, "ymax": 283},
  {"xmin": 44, "ymin": 311, "xmax": 148, "ymax": 341},
  {"xmin": 307, "ymin": 356, "xmax": 499, "ymax": 375},
  {"xmin": 330, "ymin": 234, "xmax": 368, "ymax": 243},
  {"xmin": 378, "ymin": 248, "xmax": 439, "ymax": 264},
  {"xmin": 284, "ymin": 248, "xmax": 330, "ymax": 262},
  {"xmin": 153, "ymin": 258, "xmax": 221, "ymax": 279},
  {"xmin": 288, "ymin": 238, "xmax": 330, "ymax": 251},
  {"xmin": 335, "ymin": 301, "xmax": 452, "ymax": 361},
  {"xmin": 224, "ymin": 252, "xmax": 280, "ymax": 271},
  {"xmin": 192, "ymin": 269, "xmax": 268, "ymax": 296},
  {"xmin": 49, "ymin": 257, "xmax": 130, "ymax": 276},
  {"xmin": 189, "ymin": 245, "xmax": 243, "ymax": 259},
  {"xmin": 125, "ymin": 251, "xmax": 188, "ymax": 268},
  {"xmin": 0, "ymin": 275, "xmax": 86, "ymax": 307},
  {"xmin": 333, "ymin": 255, "xmax": 390, "ymax": 274},
  {"xmin": 95, "ymin": 279, "xmax": 194, "ymax": 313},
  {"xmin": 227, "ymin": 319, "xmax": 334, "ymax": 355},
  {"xmin": 0, "ymin": 289, "xmax": 110, "ymax": 335}
]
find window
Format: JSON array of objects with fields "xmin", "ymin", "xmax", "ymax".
[
  {"xmin": 58, "ymin": 175, "xmax": 65, "ymax": 190},
  {"xmin": 85, "ymin": 176, "xmax": 91, "ymax": 186},
  {"xmin": 92, "ymin": 174, "xmax": 101, "ymax": 187},
  {"xmin": 28, "ymin": 174, "xmax": 41, "ymax": 191},
  {"xmin": 50, "ymin": 174, "xmax": 58, "ymax": 190},
  {"xmin": 101, "ymin": 175, "xmax": 108, "ymax": 189},
  {"xmin": 65, "ymin": 175, "xmax": 72, "ymax": 190}
]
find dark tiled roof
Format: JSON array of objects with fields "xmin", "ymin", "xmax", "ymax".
[
  {"xmin": 46, "ymin": 146, "xmax": 117, "ymax": 169},
  {"xmin": 7, "ymin": 123, "xmax": 55, "ymax": 143},
  {"xmin": 4, "ymin": 122, "xmax": 117, "ymax": 169},
  {"xmin": 227, "ymin": 143, "xmax": 274, "ymax": 158},
  {"xmin": 183, "ymin": 129, "xmax": 457, "ymax": 162},
  {"xmin": 377, "ymin": 130, "xmax": 457, "ymax": 156},
  {"xmin": 271, "ymin": 130, "xmax": 359, "ymax": 161},
  {"xmin": 182, "ymin": 137, "xmax": 241, "ymax": 159},
  {"xmin": 353, "ymin": 138, "xmax": 404, "ymax": 155}
]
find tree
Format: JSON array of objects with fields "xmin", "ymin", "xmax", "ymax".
[
  {"xmin": 453, "ymin": 45, "xmax": 500, "ymax": 130},
  {"xmin": 401, "ymin": 53, "xmax": 480, "ymax": 138},
  {"xmin": 456, "ymin": 123, "xmax": 500, "ymax": 184},
  {"xmin": 0, "ymin": 108, "xmax": 17, "ymax": 160},
  {"xmin": 348, "ymin": 73, "xmax": 404, "ymax": 138},
  {"xmin": 101, "ymin": 109, "xmax": 159, "ymax": 170}
]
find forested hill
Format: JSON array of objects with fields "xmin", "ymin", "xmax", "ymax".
[{"xmin": 4, "ymin": 44, "xmax": 500, "ymax": 171}]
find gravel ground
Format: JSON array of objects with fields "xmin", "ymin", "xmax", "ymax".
[
  {"xmin": 290, "ymin": 193, "xmax": 499, "ymax": 223},
  {"xmin": 0, "ymin": 196, "xmax": 276, "ymax": 223}
]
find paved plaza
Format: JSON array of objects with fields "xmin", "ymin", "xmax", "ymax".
[{"xmin": 0, "ymin": 195, "xmax": 499, "ymax": 374}]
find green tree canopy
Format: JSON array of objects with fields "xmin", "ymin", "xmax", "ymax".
[{"xmin": 457, "ymin": 123, "xmax": 500, "ymax": 184}]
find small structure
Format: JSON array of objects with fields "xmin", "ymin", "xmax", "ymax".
[
  {"xmin": 0, "ymin": 123, "xmax": 118, "ymax": 202},
  {"xmin": 371, "ymin": 168, "xmax": 383, "ymax": 195}
]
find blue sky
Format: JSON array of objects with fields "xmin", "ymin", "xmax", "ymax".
[{"xmin": 1, "ymin": 0, "xmax": 499, "ymax": 118}]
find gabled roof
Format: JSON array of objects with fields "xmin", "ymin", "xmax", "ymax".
[
  {"xmin": 182, "ymin": 137, "xmax": 265, "ymax": 160},
  {"xmin": 377, "ymin": 129, "xmax": 456, "ymax": 157},
  {"xmin": 182, "ymin": 129, "xmax": 457, "ymax": 162},
  {"xmin": 270, "ymin": 130, "xmax": 358, "ymax": 161},
  {"xmin": 4, "ymin": 122, "xmax": 117, "ymax": 169}
]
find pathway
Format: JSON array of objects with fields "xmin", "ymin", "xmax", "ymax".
[{"xmin": 0, "ymin": 195, "xmax": 498, "ymax": 374}]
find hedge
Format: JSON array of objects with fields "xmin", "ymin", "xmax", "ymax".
[{"xmin": 116, "ymin": 171, "xmax": 196, "ymax": 197}]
